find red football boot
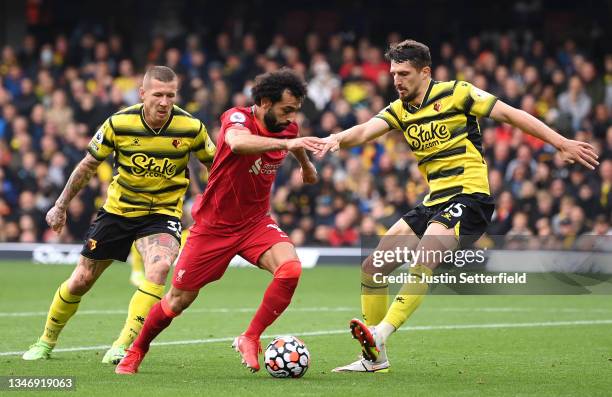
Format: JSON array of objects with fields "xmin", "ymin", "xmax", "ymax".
[
  {"xmin": 115, "ymin": 347, "xmax": 145, "ymax": 375},
  {"xmin": 349, "ymin": 318, "xmax": 380, "ymax": 362},
  {"xmin": 232, "ymin": 334, "xmax": 262, "ymax": 372}
]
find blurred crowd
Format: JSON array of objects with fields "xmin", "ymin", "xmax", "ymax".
[{"xmin": 0, "ymin": 29, "xmax": 611, "ymax": 248}]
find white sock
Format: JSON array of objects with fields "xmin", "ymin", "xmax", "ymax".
[
  {"xmin": 375, "ymin": 321, "xmax": 396, "ymax": 344},
  {"xmin": 370, "ymin": 322, "xmax": 395, "ymax": 363}
]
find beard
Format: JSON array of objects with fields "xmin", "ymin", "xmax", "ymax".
[
  {"xmin": 264, "ymin": 109, "xmax": 289, "ymax": 133},
  {"xmin": 399, "ymin": 88, "xmax": 419, "ymax": 105}
]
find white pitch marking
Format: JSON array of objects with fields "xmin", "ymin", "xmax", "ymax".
[
  {"xmin": 2, "ymin": 306, "xmax": 612, "ymax": 318},
  {"xmin": 2, "ymin": 319, "xmax": 612, "ymax": 357},
  {"xmin": 0, "ymin": 307, "xmax": 359, "ymax": 317}
]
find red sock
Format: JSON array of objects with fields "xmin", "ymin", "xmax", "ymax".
[
  {"xmin": 244, "ymin": 260, "xmax": 302, "ymax": 340},
  {"xmin": 132, "ymin": 298, "xmax": 179, "ymax": 353}
]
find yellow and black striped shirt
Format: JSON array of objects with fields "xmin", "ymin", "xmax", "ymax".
[
  {"xmin": 88, "ymin": 104, "xmax": 216, "ymax": 218},
  {"xmin": 376, "ymin": 80, "xmax": 497, "ymax": 206}
]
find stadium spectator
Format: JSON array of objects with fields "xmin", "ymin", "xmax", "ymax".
[
  {"xmin": 0, "ymin": 21, "xmax": 610, "ymax": 250},
  {"xmin": 558, "ymin": 75, "xmax": 592, "ymax": 132}
]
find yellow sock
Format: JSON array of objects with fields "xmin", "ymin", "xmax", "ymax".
[
  {"xmin": 130, "ymin": 244, "xmax": 144, "ymax": 274},
  {"xmin": 40, "ymin": 281, "xmax": 81, "ymax": 346},
  {"xmin": 129, "ymin": 244, "xmax": 145, "ymax": 287},
  {"xmin": 112, "ymin": 280, "xmax": 165, "ymax": 347},
  {"xmin": 382, "ymin": 264, "xmax": 432, "ymax": 330},
  {"xmin": 180, "ymin": 229, "xmax": 189, "ymax": 247},
  {"xmin": 360, "ymin": 272, "xmax": 389, "ymax": 326}
]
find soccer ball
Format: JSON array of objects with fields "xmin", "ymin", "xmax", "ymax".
[{"xmin": 264, "ymin": 336, "xmax": 310, "ymax": 378}]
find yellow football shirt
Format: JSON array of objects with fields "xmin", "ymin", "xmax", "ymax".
[
  {"xmin": 376, "ymin": 80, "xmax": 497, "ymax": 206},
  {"xmin": 87, "ymin": 104, "xmax": 215, "ymax": 218}
]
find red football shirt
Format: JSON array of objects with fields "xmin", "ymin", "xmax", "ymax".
[{"xmin": 191, "ymin": 106, "xmax": 298, "ymax": 234}]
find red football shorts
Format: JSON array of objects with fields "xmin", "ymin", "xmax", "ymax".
[{"xmin": 172, "ymin": 216, "xmax": 292, "ymax": 291}]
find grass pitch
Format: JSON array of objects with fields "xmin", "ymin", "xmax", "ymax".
[{"xmin": 1, "ymin": 261, "xmax": 611, "ymax": 396}]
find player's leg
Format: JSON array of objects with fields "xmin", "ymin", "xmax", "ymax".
[
  {"xmin": 235, "ymin": 220, "xmax": 300, "ymax": 372},
  {"xmin": 343, "ymin": 222, "xmax": 456, "ymax": 369},
  {"xmin": 361, "ymin": 218, "xmax": 418, "ymax": 327},
  {"xmin": 116, "ymin": 227, "xmax": 236, "ymax": 374},
  {"xmin": 376, "ymin": 221, "xmax": 456, "ymax": 342},
  {"xmin": 372, "ymin": 196, "xmax": 493, "ymax": 351},
  {"xmin": 129, "ymin": 244, "xmax": 145, "ymax": 287},
  {"xmin": 115, "ymin": 286, "xmax": 198, "ymax": 375},
  {"xmin": 133, "ymin": 286, "xmax": 198, "ymax": 353},
  {"xmin": 333, "ymin": 219, "xmax": 418, "ymax": 372},
  {"xmin": 105, "ymin": 233, "xmax": 180, "ymax": 364},
  {"xmin": 245, "ymin": 241, "xmax": 302, "ymax": 339},
  {"xmin": 23, "ymin": 256, "xmax": 113, "ymax": 360}
]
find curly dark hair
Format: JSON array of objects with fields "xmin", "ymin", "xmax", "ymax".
[
  {"xmin": 251, "ymin": 68, "xmax": 307, "ymax": 105},
  {"xmin": 385, "ymin": 40, "xmax": 431, "ymax": 70}
]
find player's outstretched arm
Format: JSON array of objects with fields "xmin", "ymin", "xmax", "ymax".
[
  {"xmin": 489, "ymin": 100, "xmax": 599, "ymax": 170},
  {"xmin": 317, "ymin": 117, "xmax": 391, "ymax": 158},
  {"xmin": 290, "ymin": 148, "xmax": 318, "ymax": 184},
  {"xmin": 225, "ymin": 127, "xmax": 325, "ymax": 155},
  {"xmin": 46, "ymin": 153, "xmax": 102, "ymax": 233}
]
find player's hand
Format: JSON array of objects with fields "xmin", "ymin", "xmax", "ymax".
[
  {"xmin": 301, "ymin": 162, "xmax": 318, "ymax": 184},
  {"xmin": 286, "ymin": 137, "xmax": 325, "ymax": 154},
  {"xmin": 46, "ymin": 205, "xmax": 67, "ymax": 234},
  {"xmin": 558, "ymin": 139, "xmax": 599, "ymax": 170},
  {"xmin": 316, "ymin": 134, "xmax": 341, "ymax": 159}
]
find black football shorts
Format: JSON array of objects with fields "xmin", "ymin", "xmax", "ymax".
[
  {"xmin": 402, "ymin": 193, "xmax": 494, "ymax": 248},
  {"xmin": 80, "ymin": 209, "xmax": 182, "ymax": 262}
]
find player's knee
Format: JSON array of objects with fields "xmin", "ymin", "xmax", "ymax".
[
  {"xmin": 161, "ymin": 296, "xmax": 182, "ymax": 317},
  {"xmin": 165, "ymin": 289, "xmax": 197, "ymax": 315},
  {"xmin": 274, "ymin": 260, "xmax": 302, "ymax": 279},
  {"xmin": 146, "ymin": 268, "xmax": 169, "ymax": 285},
  {"xmin": 362, "ymin": 255, "xmax": 374, "ymax": 273},
  {"xmin": 166, "ymin": 299, "xmax": 185, "ymax": 315},
  {"xmin": 363, "ymin": 254, "xmax": 386, "ymax": 277},
  {"xmin": 145, "ymin": 257, "xmax": 173, "ymax": 283}
]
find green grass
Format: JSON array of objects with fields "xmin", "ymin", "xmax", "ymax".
[{"xmin": 0, "ymin": 261, "xmax": 611, "ymax": 396}]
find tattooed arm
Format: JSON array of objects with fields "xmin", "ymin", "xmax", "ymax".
[{"xmin": 46, "ymin": 153, "xmax": 102, "ymax": 233}]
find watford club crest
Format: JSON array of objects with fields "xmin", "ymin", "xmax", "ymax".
[
  {"xmin": 87, "ymin": 239, "xmax": 97, "ymax": 251},
  {"xmin": 434, "ymin": 101, "xmax": 442, "ymax": 112},
  {"xmin": 172, "ymin": 139, "xmax": 182, "ymax": 148}
]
